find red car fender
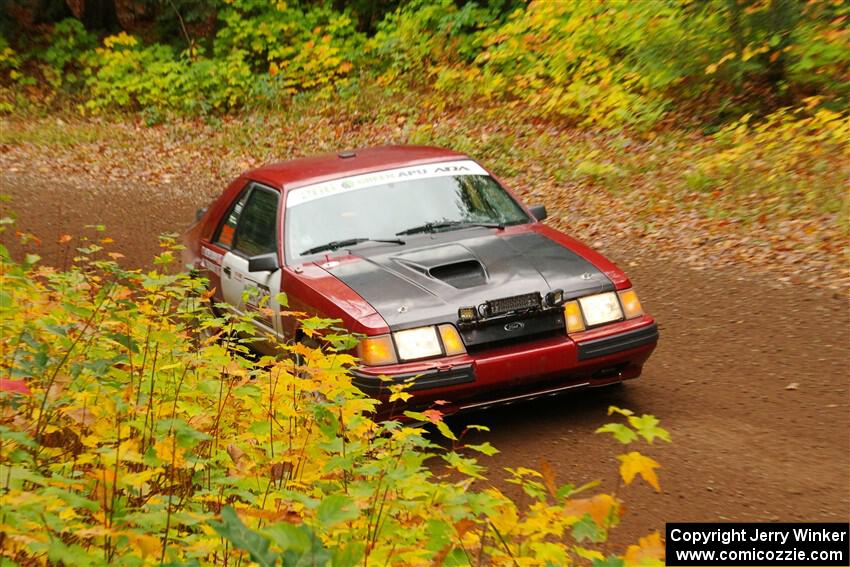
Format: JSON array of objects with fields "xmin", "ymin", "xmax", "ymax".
[{"xmin": 281, "ymin": 261, "xmax": 390, "ymax": 338}]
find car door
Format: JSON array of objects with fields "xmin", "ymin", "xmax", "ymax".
[
  {"xmin": 219, "ymin": 184, "xmax": 284, "ymax": 340},
  {"xmin": 208, "ymin": 184, "xmax": 251, "ymax": 304}
]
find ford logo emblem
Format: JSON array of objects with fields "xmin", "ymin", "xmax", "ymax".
[{"xmin": 504, "ymin": 321, "xmax": 525, "ymax": 332}]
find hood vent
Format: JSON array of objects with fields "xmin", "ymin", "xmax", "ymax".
[
  {"xmin": 428, "ymin": 260, "xmax": 486, "ymax": 289},
  {"xmin": 391, "ymin": 244, "xmax": 488, "ymax": 289}
]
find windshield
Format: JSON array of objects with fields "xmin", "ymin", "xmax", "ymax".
[{"xmin": 284, "ymin": 160, "xmax": 531, "ymax": 263}]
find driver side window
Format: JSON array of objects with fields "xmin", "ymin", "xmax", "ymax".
[{"xmin": 233, "ymin": 186, "xmax": 279, "ymax": 257}]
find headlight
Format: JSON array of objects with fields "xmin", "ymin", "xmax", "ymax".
[
  {"xmin": 358, "ymin": 324, "xmax": 468, "ymax": 366},
  {"xmin": 394, "ymin": 326, "xmax": 443, "ymax": 361},
  {"xmin": 578, "ymin": 292, "xmax": 623, "ymax": 327}
]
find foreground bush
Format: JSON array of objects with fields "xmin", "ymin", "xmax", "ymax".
[{"xmin": 0, "ymin": 230, "xmax": 668, "ymax": 565}]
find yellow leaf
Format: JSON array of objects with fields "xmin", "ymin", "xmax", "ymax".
[
  {"xmin": 625, "ymin": 531, "xmax": 665, "ymax": 566},
  {"xmin": 127, "ymin": 533, "xmax": 161, "ymax": 558},
  {"xmin": 389, "ymin": 391, "xmax": 412, "ymax": 403},
  {"xmin": 154, "ymin": 439, "xmax": 185, "ymax": 467},
  {"xmin": 574, "ymin": 545, "xmax": 605, "ymax": 561},
  {"xmin": 618, "ymin": 451, "xmax": 661, "ymax": 491},
  {"xmin": 489, "ymin": 500, "xmax": 518, "ymax": 534},
  {"xmin": 120, "ymin": 469, "xmax": 157, "ymax": 489}
]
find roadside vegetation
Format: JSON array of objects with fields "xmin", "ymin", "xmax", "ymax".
[{"xmin": 0, "ymin": 229, "xmax": 670, "ymax": 564}]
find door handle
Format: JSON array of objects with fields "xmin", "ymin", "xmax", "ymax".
[{"xmin": 222, "ymin": 266, "xmax": 232, "ymax": 277}]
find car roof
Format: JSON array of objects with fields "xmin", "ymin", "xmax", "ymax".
[{"xmin": 245, "ymin": 145, "xmax": 470, "ymax": 190}]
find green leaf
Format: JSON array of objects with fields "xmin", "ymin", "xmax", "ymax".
[
  {"xmin": 595, "ymin": 423, "xmax": 638, "ymax": 444},
  {"xmin": 592, "ymin": 556, "xmax": 625, "ymax": 567},
  {"xmin": 266, "ymin": 523, "xmax": 333, "ymax": 566},
  {"xmin": 444, "ymin": 451, "xmax": 485, "ymax": 479},
  {"xmin": 435, "ymin": 419, "xmax": 458, "ymax": 441},
  {"xmin": 274, "ymin": 292, "xmax": 289, "ymax": 307},
  {"xmin": 465, "ymin": 442, "xmax": 499, "ymax": 456},
  {"xmin": 403, "ymin": 410, "xmax": 429, "ymax": 423},
  {"xmin": 627, "ymin": 414, "xmax": 671, "ymax": 444},
  {"xmin": 107, "ymin": 331, "xmax": 139, "ymax": 353},
  {"xmin": 265, "ymin": 523, "xmax": 312, "ymax": 553},
  {"xmin": 209, "ymin": 506, "xmax": 278, "ymax": 567},
  {"xmin": 572, "ymin": 514, "xmax": 605, "ymax": 543},
  {"xmin": 316, "ymin": 494, "xmax": 358, "ymax": 528}
]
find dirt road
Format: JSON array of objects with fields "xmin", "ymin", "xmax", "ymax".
[{"xmin": 3, "ymin": 175, "xmax": 848, "ymax": 546}]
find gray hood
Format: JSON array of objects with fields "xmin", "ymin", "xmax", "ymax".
[{"xmin": 323, "ymin": 230, "xmax": 613, "ymax": 330}]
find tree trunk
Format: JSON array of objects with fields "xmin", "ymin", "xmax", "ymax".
[
  {"xmin": 80, "ymin": 0, "xmax": 119, "ymax": 32},
  {"xmin": 764, "ymin": 0, "xmax": 799, "ymax": 104}
]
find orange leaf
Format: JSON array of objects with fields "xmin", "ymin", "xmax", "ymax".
[
  {"xmin": 422, "ymin": 408, "xmax": 444, "ymax": 424},
  {"xmin": 454, "ymin": 519, "xmax": 476, "ymax": 538},
  {"xmin": 540, "ymin": 458, "xmax": 558, "ymax": 499},
  {"xmin": 624, "ymin": 531, "xmax": 664, "ymax": 566},
  {"xmin": 564, "ymin": 493, "xmax": 620, "ymax": 526}
]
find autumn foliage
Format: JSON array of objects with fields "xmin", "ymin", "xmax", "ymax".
[
  {"xmin": 1, "ymin": 0, "xmax": 848, "ymax": 124},
  {"xmin": 0, "ymin": 227, "xmax": 671, "ymax": 564}
]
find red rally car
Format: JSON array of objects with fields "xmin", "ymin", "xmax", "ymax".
[{"xmin": 183, "ymin": 146, "xmax": 658, "ymax": 414}]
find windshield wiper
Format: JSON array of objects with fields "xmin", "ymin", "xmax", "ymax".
[
  {"xmin": 300, "ymin": 237, "xmax": 406, "ymax": 256},
  {"xmin": 395, "ymin": 220, "xmax": 505, "ymax": 236}
]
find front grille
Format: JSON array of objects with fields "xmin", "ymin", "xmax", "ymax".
[
  {"xmin": 461, "ymin": 310, "xmax": 566, "ymax": 351},
  {"xmin": 464, "ymin": 329, "xmax": 564, "ymax": 353},
  {"xmin": 486, "ymin": 292, "xmax": 542, "ymax": 317}
]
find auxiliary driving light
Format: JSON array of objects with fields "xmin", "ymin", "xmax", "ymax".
[
  {"xmin": 545, "ymin": 289, "xmax": 565, "ymax": 306},
  {"xmin": 458, "ymin": 306, "xmax": 477, "ymax": 322}
]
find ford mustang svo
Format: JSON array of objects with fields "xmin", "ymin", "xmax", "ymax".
[{"xmin": 183, "ymin": 145, "xmax": 658, "ymax": 414}]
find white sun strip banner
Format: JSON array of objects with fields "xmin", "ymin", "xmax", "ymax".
[{"xmin": 286, "ymin": 159, "xmax": 489, "ymax": 208}]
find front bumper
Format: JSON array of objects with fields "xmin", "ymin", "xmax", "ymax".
[{"xmin": 351, "ymin": 316, "xmax": 658, "ymax": 413}]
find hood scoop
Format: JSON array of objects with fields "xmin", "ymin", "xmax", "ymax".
[
  {"xmin": 393, "ymin": 244, "xmax": 488, "ymax": 289},
  {"xmin": 427, "ymin": 259, "xmax": 486, "ymax": 289}
]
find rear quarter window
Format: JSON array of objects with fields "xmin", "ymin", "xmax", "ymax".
[{"xmin": 214, "ymin": 188, "xmax": 251, "ymax": 248}]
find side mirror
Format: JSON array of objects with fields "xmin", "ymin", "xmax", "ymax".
[
  {"xmin": 248, "ymin": 252, "xmax": 280, "ymax": 273},
  {"xmin": 529, "ymin": 204, "xmax": 548, "ymax": 221},
  {"xmin": 195, "ymin": 207, "xmax": 208, "ymax": 221}
]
